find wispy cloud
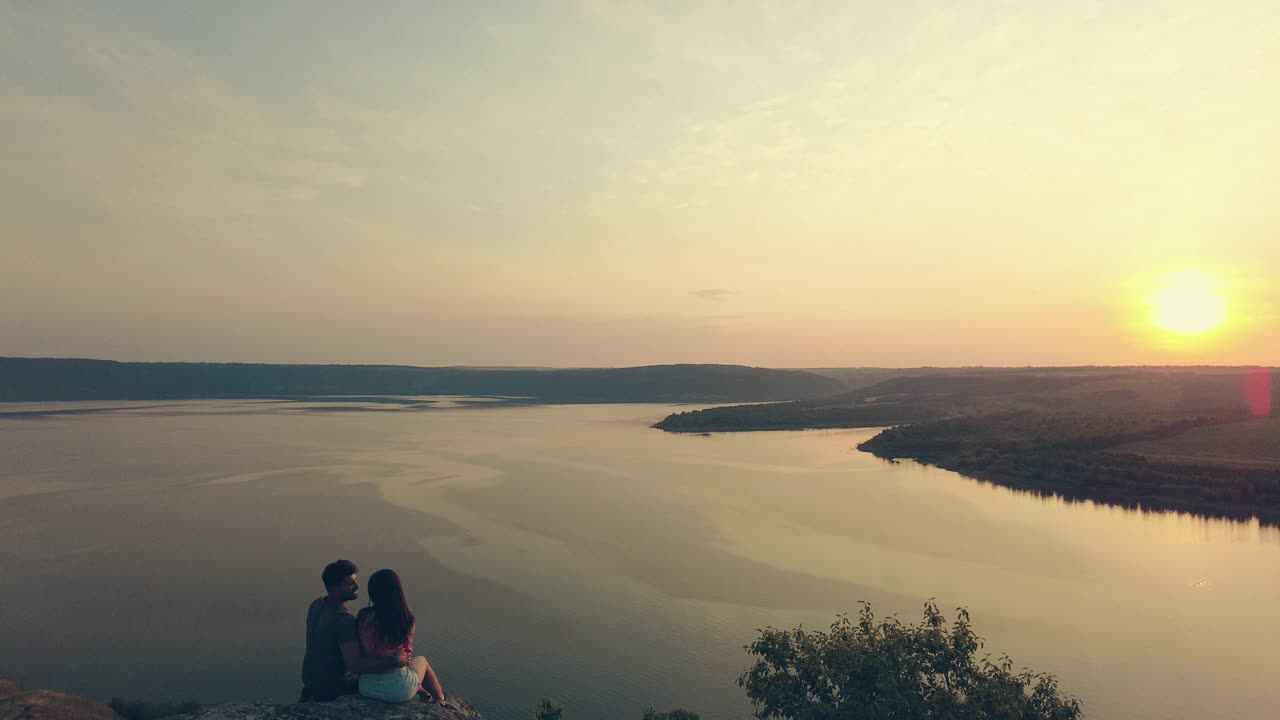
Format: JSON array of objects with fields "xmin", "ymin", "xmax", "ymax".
[
  {"xmin": 692, "ymin": 288, "xmax": 734, "ymax": 301},
  {"xmin": 0, "ymin": 3, "xmax": 367, "ymax": 231}
]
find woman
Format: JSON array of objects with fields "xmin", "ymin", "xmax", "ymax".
[{"xmin": 355, "ymin": 569, "xmax": 447, "ymax": 704}]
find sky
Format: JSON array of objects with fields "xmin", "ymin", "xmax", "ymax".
[{"xmin": 1, "ymin": 0, "xmax": 1276, "ymax": 368}]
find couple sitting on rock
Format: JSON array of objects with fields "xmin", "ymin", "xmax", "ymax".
[{"xmin": 300, "ymin": 560, "xmax": 447, "ymax": 704}]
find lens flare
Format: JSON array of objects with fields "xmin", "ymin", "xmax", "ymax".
[{"xmin": 1245, "ymin": 368, "xmax": 1272, "ymax": 418}]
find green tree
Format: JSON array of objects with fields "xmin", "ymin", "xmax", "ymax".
[
  {"xmin": 534, "ymin": 697, "xmax": 564, "ymax": 720},
  {"xmin": 738, "ymin": 601, "xmax": 1082, "ymax": 720},
  {"xmin": 641, "ymin": 709, "xmax": 702, "ymax": 720}
]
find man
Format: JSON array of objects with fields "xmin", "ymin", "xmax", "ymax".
[{"xmin": 300, "ymin": 559, "xmax": 409, "ymax": 701}]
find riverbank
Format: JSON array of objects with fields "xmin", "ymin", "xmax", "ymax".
[{"xmin": 857, "ymin": 412, "xmax": 1280, "ymax": 524}]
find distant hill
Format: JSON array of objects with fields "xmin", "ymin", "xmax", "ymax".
[
  {"xmin": 0, "ymin": 357, "xmax": 843, "ymax": 403},
  {"xmin": 655, "ymin": 367, "xmax": 1277, "ymax": 432}
]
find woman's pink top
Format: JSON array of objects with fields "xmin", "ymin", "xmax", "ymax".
[{"xmin": 356, "ymin": 610, "xmax": 414, "ymax": 658}]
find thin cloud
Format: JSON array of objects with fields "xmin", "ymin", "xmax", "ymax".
[{"xmin": 692, "ymin": 288, "xmax": 734, "ymax": 301}]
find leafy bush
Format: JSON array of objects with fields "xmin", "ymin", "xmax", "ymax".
[
  {"xmin": 641, "ymin": 709, "xmax": 701, "ymax": 720},
  {"xmin": 534, "ymin": 697, "xmax": 564, "ymax": 720},
  {"xmin": 739, "ymin": 601, "xmax": 1081, "ymax": 720}
]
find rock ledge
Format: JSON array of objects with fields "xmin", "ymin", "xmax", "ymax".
[
  {"xmin": 0, "ymin": 681, "xmax": 482, "ymax": 720},
  {"xmin": 176, "ymin": 697, "xmax": 482, "ymax": 720}
]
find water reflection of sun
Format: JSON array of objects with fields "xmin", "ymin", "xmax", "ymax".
[{"xmin": 1149, "ymin": 270, "xmax": 1228, "ymax": 336}]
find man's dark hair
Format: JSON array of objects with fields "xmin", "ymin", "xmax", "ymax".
[{"xmin": 321, "ymin": 559, "xmax": 357, "ymax": 589}]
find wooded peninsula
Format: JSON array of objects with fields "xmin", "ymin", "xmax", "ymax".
[{"xmin": 656, "ymin": 367, "xmax": 1280, "ymax": 524}]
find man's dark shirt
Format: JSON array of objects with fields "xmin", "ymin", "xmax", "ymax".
[{"xmin": 300, "ymin": 596, "xmax": 358, "ymax": 701}]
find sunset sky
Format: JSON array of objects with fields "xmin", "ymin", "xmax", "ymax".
[{"xmin": 2, "ymin": 1, "xmax": 1276, "ymax": 367}]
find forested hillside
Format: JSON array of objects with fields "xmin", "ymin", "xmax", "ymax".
[
  {"xmin": 0, "ymin": 358, "xmax": 842, "ymax": 403},
  {"xmin": 657, "ymin": 367, "xmax": 1280, "ymax": 524}
]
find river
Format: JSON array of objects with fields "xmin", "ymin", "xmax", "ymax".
[{"xmin": 1, "ymin": 400, "xmax": 1277, "ymax": 719}]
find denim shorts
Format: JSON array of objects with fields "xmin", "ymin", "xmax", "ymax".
[{"xmin": 358, "ymin": 666, "xmax": 421, "ymax": 703}]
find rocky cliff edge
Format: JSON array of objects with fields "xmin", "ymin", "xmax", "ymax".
[{"xmin": 0, "ymin": 680, "xmax": 482, "ymax": 720}]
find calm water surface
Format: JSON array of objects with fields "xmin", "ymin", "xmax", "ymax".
[{"xmin": 1, "ymin": 401, "xmax": 1278, "ymax": 719}]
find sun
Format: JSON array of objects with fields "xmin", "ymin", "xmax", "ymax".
[{"xmin": 1149, "ymin": 270, "xmax": 1228, "ymax": 335}]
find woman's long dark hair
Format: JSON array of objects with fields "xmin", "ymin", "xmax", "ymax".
[{"xmin": 364, "ymin": 568, "xmax": 415, "ymax": 647}]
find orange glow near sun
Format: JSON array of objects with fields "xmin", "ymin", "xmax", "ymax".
[{"xmin": 1149, "ymin": 270, "xmax": 1229, "ymax": 336}]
